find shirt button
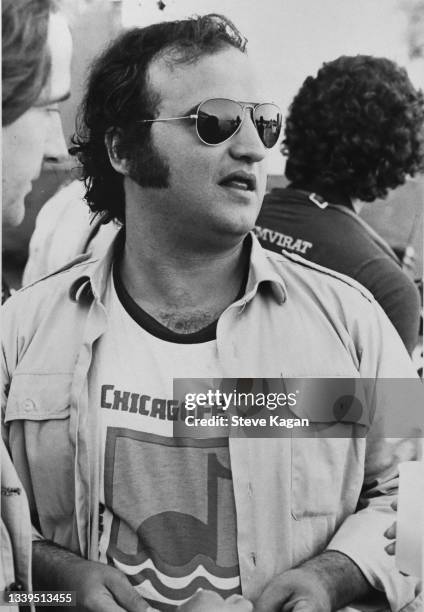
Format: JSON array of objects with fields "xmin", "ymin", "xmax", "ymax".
[
  {"xmin": 22, "ymin": 399, "xmax": 35, "ymax": 412},
  {"xmin": 250, "ymin": 552, "xmax": 256, "ymax": 566}
]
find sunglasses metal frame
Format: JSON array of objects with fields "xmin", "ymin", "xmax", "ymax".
[{"xmin": 137, "ymin": 97, "xmax": 281, "ymax": 148}]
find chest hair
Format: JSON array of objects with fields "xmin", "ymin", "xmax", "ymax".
[{"xmin": 152, "ymin": 307, "xmax": 221, "ymax": 334}]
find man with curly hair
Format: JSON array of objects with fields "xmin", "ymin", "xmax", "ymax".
[{"xmin": 256, "ymin": 55, "xmax": 424, "ymax": 354}]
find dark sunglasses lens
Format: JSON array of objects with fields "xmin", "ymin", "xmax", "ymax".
[
  {"xmin": 253, "ymin": 104, "xmax": 282, "ymax": 148},
  {"xmin": 197, "ymin": 99, "xmax": 242, "ymax": 144}
]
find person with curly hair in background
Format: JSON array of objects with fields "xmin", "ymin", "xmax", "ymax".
[
  {"xmin": 256, "ymin": 55, "xmax": 424, "ymax": 355},
  {"xmin": 1, "ymin": 0, "xmax": 71, "ymax": 605}
]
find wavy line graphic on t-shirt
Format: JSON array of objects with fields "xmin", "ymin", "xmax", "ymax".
[
  {"xmin": 118, "ymin": 560, "xmax": 240, "ymax": 600},
  {"xmin": 115, "ymin": 555, "xmax": 240, "ymax": 589},
  {"xmin": 109, "ymin": 509, "xmax": 238, "ymax": 577},
  {"xmin": 103, "ymin": 427, "xmax": 240, "ymax": 602},
  {"xmin": 134, "ymin": 579, "xmax": 190, "ymax": 608}
]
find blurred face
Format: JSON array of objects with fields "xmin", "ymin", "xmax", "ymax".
[
  {"xmin": 2, "ymin": 13, "xmax": 72, "ymax": 227},
  {"xmin": 131, "ymin": 47, "xmax": 268, "ymax": 246}
]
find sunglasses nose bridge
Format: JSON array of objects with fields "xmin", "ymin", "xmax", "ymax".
[
  {"xmin": 240, "ymin": 103, "xmax": 256, "ymax": 126},
  {"xmin": 237, "ymin": 103, "xmax": 266, "ymax": 148},
  {"xmin": 227, "ymin": 103, "xmax": 255, "ymax": 142}
]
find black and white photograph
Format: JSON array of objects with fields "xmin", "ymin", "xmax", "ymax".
[{"xmin": 1, "ymin": 1, "xmax": 424, "ymax": 611}]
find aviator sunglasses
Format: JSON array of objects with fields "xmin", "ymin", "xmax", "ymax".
[{"xmin": 138, "ymin": 98, "xmax": 282, "ymax": 148}]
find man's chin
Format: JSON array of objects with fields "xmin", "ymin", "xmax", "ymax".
[
  {"xmin": 3, "ymin": 197, "xmax": 26, "ymax": 228},
  {"xmin": 208, "ymin": 218, "xmax": 255, "ymax": 249},
  {"xmin": 225, "ymin": 210, "xmax": 259, "ymax": 237}
]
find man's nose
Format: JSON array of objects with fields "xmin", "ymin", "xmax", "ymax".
[
  {"xmin": 43, "ymin": 111, "xmax": 69, "ymax": 164},
  {"xmin": 228, "ymin": 108, "xmax": 266, "ymax": 163}
]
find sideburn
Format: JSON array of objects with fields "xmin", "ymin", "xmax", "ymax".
[{"xmin": 127, "ymin": 136, "xmax": 170, "ymax": 189}]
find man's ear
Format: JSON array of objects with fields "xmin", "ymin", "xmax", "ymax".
[{"xmin": 105, "ymin": 128, "xmax": 130, "ymax": 175}]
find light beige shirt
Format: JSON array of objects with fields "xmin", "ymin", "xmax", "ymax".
[{"xmin": 2, "ymin": 234, "xmax": 422, "ymax": 611}]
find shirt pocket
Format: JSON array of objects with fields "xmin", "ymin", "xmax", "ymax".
[
  {"xmin": 4, "ymin": 373, "xmax": 76, "ymax": 538},
  {"xmin": 4, "ymin": 372, "xmax": 73, "ymax": 422},
  {"xmin": 291, "ymin": 436, "xmax": 365, "ymax": 519},
  {"xmin": 288, "ymin": 377, "xmax": 369, "ymax": 519}
]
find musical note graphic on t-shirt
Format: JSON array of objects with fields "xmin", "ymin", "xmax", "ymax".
[{"xmin": 102, "ymin": 428, "xmax": 240, "ymax": 604}]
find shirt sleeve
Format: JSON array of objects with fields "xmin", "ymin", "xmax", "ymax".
[
  {"xmin": 355, "ymin": 256, "xmax": 421, "ymax": 355},
  {"xmin": 2, "ymin": 297, "xmax": 46, "ymax": 546},
  {"xmin": 326, "ymin": 297, "xmax": 423, "ymax": 611}
]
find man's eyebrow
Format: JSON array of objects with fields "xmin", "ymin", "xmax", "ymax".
[
  {"xmin": 184, "ymin": 103, "xmax": 200, "ymax": 115},
  {"xmin": 34, "ymin": 91, "xmax": 71, "ymax": 107}
]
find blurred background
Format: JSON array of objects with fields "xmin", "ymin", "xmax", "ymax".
[{"xmin": 3, "ymin": 0, "xmax": 424, "ymax": 287}]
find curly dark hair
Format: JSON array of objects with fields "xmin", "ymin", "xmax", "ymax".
[
  {"xmin": 71, "ymin": 14, "xmax": 247, "ymax": 224},
  {"xmin": 283, "ymin": 55, "xmax": 424, "ymax": 202},
  {"xmin": 2, "ymin": 0, "xmax": 53, "ymax": 126}
]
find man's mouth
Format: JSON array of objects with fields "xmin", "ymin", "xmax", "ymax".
[{"xmin": 219, "ymin": 171, "xmax": 256, "ymax": 192}]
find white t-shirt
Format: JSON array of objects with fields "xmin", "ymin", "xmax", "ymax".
[{"xmin": 90, "ymin": 270, "xmax": 241, "ymax": 610}]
